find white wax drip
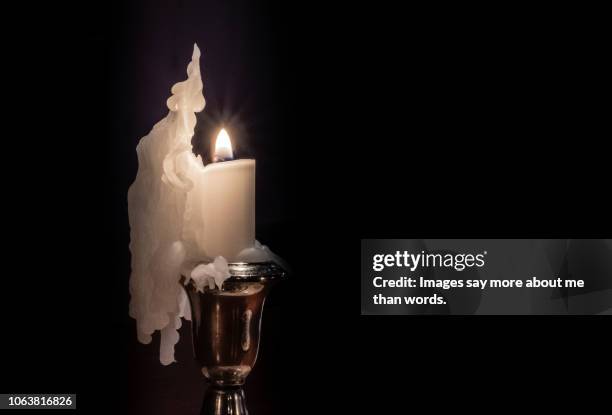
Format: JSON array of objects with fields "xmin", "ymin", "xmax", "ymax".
[
  {"xmin": 128, "ymin": 44, "xmax": 206, "ymax": 365},
  {"xmin": 189, "ymin": 256, "xmax": 232, "ymax": 291}
]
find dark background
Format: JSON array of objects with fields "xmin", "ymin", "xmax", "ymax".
[{"xmin": 2, "ymin": 1, "xmax": 610, "ymax": 413}]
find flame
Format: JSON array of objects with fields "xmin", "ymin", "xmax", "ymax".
[{"xmin": 214, "ymin": 128, "xmax": 234, "ymax": 161}]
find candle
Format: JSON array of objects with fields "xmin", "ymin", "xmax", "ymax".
[
  {"xmin": 188, "ymin": 128, "xmax": 255, "ymax": 261},
  {"xmin": 129, "ymin": 44, "xmax": 261, "ymax": 364}
]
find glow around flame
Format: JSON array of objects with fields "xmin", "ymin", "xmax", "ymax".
[{"xmin": 214, "ymin": 128, "xmax": 233, "ymax": 161}]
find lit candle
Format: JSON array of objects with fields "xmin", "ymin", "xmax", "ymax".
[
  {"xmin": 191, "ymin": 128, "xmax": 255, "ymax": 260},
  {"xmin": 129, "ymin": 44, "xmax": 261, "ymax": 363}
]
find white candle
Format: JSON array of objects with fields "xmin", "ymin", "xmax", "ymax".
[
  {"xmin": 190, "ymin": 129, "xmax": 255, "ymax": 260},
  {"xmin": 129, "ymin": 44, "xmax": 262, "ymax": 364}
]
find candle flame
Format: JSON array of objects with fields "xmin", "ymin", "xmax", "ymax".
[{"xmin": 214, "ymin": 128, "xmax": 234, "ymax": 161}]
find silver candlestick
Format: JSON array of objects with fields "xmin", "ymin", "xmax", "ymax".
[{"xmin": 183, "ymin": 261, "xmax": 287, "ymax": 415}]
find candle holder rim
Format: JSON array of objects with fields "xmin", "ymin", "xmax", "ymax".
[
  {"xmin": 181, "ymin": 260, "xmax": 288, "ymax": 286},
  {"xmin": 225, "ymin": 260, "xmax": 288, "ymax": 282}
]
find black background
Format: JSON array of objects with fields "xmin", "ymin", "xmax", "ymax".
[{"xmin": 2, "ymin": 1, "xmax": 609, "ymax": 413}]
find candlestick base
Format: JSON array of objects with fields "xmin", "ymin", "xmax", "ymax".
[{"xmin": 183, "ymin": 261, "xmax": 287, "ymax": 415}]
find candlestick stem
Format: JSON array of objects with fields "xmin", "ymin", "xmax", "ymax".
[{"xmin": 200, "ymin": 386, "xmax": 247, "ymax": 415}]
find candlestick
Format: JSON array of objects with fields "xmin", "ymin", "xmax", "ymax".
[{"xmin": 184, "ymin": 261, "xmax": 287, "ymax": 415}]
